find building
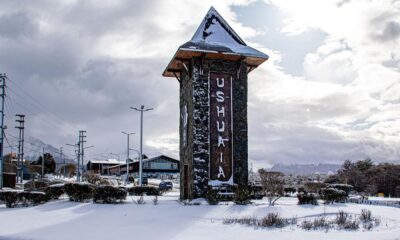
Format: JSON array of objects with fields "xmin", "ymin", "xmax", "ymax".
[
  {"xmin": 106, "ymin": 155, "xmax": 180, "ymax": 179},
  {"xmin": 162, "ymin": 7, "xmax": 268, "ymax": 199},
  {"xmin": 86, "ymin": 159, "xmax": 125, "ymax": 174}
]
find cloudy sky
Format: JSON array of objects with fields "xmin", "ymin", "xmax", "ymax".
[{"xmin": 0, "ymin": 0, "xmax": 399, "ymax": 168}]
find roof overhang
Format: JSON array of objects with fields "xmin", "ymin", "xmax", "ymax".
[{"xmin": 162, "ymin": 47, "xmax": 268, "ymax": 78}]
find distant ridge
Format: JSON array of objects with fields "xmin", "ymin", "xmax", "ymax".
[{"xmin": 269, "ymin": 163, "xmax": 341, "ymax": 175}]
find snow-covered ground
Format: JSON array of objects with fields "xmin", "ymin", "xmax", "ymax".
[{"xmin": 1, "ymin": 192, "xmax": 399, "ymax": 240}]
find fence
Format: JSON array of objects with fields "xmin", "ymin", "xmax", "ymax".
[{"xmin": 347, "ymin": 197, "xmax": 400, "ymax": 208}]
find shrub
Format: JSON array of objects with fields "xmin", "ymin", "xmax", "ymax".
[
  {"xmin": 233, "ymin": 186, "xmax": 251, "ymax": 205},
  {"xmin": 83, "ymin": 173, "xmax": 110, "ymax": 186},
  {"xmin": 312, "ymin": 217, "xmax": 330, "ymax": 230},
  {"xmin": 64, "ymin": 183, "xmax": 95, "ymax": 202},
  {"xmin": 0, "ymin": 190, "xmax": 20, "ymax": 208},
  {"xmin": 360, "ymin": 209, "xmax": 372, "ymax": 222},
  {"xmin": 205, "ymin": 187, "xmax": 220, "ymax": 205},
  {"xmin": 0, "ymin": 190, "xmax": 48, "ymax": 207},
  {"xmin": 260, "ymin": 213, "xmax": 287, "ymax": 228},
  {"xmin": 27, "ymin": 191, "xmax": 48, "ymax": 205},
  {"xmin": 24, "ymin": 180, "xmax": 49, "ymax": 191},
  {"xmin": 328, "ymin": 184, "xmax": 353, "ymax": 194},
  {"xmin": 45, "ymin": 184, "xmax": 65, "ymax": 200},
  {"xmin": 342, "ymin": 220, "xmax": 359, "ymax": 230},
  {"xmin": 93, "ymin": 186, "xmax": 127, "ymax": 204},
  {"xmin": 319, "ymin": 188, "xmax": 347, "ymax": 203},
  {"xmin": 284, "ymin": 187, "xmax": 296, "ymax": 196},
  {"xmin": 301, "ymin": 220, "xmax": 313, "ymax": 230},
  {"xmin": 335, "ymin": 210, "xmax": 349, "ymax": 225},
  {"xmin": 297, "ymin": 192, "xmax": 318, "ymax": 205},
  {"xmin": 128, "ymin": 186, "xmax": 160, "ymax": 196}
]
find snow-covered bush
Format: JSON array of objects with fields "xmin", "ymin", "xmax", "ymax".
[
  {"xmin": 297, "ymin": 192, "xmax": 318, "ymax": 205},
  {"xmin": 128, "ymin": 186, "xmax": 160, "ymax": 196},
  {"xmin": 64, "ymin": 183, "xmax": 95, "ymax": 202},
  {"xmin": 45, "ymin": 184, "xmax": 65, "ymax": 200},
  {"xmin": 0, "ymin": 190, "xmax": 20, "ymax": 208},
  {"xmin": 83, "ymin": 173, "xmax": 110, "ymax": 186},
  {"xmin": 233, "ymin": 186, "xmax": 251, "ymax": 205},
  {"xmin": 260, "ymin": 213, "xmax": 287, "ymax": 228},
  {"xmin": 93, "ymin": 186, "xmax": 127, "ymax": 204},
  {"xmin": 319, "ymin": 187, "xmax": 348, "ymax": 203},
  {"xmin": 360, "ymin": 209, "xmax": 372, "ymax": 222},
  {"xmin": 0, "ymin": 190, "xmax": 48, "ymax": 207},
  {"xmin": 205, "ymin": 187, "xmax": 220, "ymax": 205},
  {"xmin": 335, "ymin": 210, "xmax": 348, "ymax": 225},
  {"xmin": 328, "ymin": 184, "xmax": 353, "ymax": 194},
  {"xmin": 24, "ymin": 180, "xmax": 49, "ymax": 191},
  {"xmin": 24, "ymin": 191, "xmax": 48, "ymax": 205}
]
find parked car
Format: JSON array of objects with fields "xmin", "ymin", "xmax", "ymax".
[
  {"xmin": 159, "ymin": 181, "xmax": 173, "ymax": 191},
  {"xmin": 141, "ymin": 177, "xmax": 148, "ymax": 185}
]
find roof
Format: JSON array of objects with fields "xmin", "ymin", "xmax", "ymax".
[
  {"xmin": 162, "ymin": 6, "xmax": 268, "ymax": 78},
  {"xmin": 142, "ymin": 155, "xmax": 179, "ymax": 163},
  {"xmin": 88, "ymin": 159, "xmax": 124, "ymax": 165}
]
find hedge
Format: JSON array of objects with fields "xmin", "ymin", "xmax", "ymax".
[
  {"xmin": 319, "ymin": 187, "xmax": 348, "ymax": 203},
  {"xmin": 297, "ymin": 192, "xmax": 318, "ymax": 205},
  {"xmin": 64, "ymin": 183, "xmax": 95, "ymax": 202},
  {"xmin": 0, "ymin": 190, "xmax": 48, "ymax": 208},
  {"xmin": 128, "ymin": 186, "xmax": 160, "ymax": 196},
  {"xmin": 93, "ymin": 186, "xmax": 127, "ymax": 204},
  {"xmin": 45, "ymin": 184, "xmax": 65, "ymax": 200}
]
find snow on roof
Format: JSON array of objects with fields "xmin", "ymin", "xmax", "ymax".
[
  {"xmin": 162, "ymin": 6, "xmax": 268, "ymax": 78},
  {"xmin": 183, "ymin": 6, "xmax": 268, "ymax": 59},
  {"xmin": 88, "ymin": 159, "xmax": 123, "ymax": 165}
]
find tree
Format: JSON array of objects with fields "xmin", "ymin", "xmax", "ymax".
[
  {"xmin": 32, "ymin": 153, "xmax": 56, "ymax": 175},
  {"xmin": 59, "ymin": 163, "xmax": 76, "ymax": 178},
  {"xmin": 258, "ymin": 169, "xmax": 284, "ymax": 206}
]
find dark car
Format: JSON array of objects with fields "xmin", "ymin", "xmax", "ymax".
[
  {"xmin": 159, "ymin": 181, "xmax": 173, "ymax": 191},
  {"xmin": 141, "ymin": 177, "xmax": 148, "ymax": 185}
]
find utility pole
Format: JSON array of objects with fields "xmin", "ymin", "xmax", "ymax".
[
  {"xmin": 42, "ymin": 147, "xmax": 45, "ymax": 179},
  {"xmin": 66, "ymin": 143, "xmax": 79, "ymax": 179},
  {"xmin": 0, "ymin": 73, "xmax": 6, "ymax": 189},
  {"xmin": 121, "ymin": 131, "xmax": 134, "ymax": 185},
  {"xmin": 130, "ymin": 105, "xmax": 153, "ymax": 186},
  {"xmin": 78, "ymin": 130, "xmax": 86, "ymax": 182},
  {"xmin": 15, "ymin": 114, "xmax": 25, "ymax": 183},
  {"xmin": 60, "ymin": 147, "xmax": 65, "ymax": 178}
]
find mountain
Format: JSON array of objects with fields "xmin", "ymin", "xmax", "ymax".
[
  {"xmin": 23, "ymin": 136, "xmax": 74, "ymax": 165},
  {"xmin": 269, "ymin": 163, "xmax": 341, "ymax": 175}
]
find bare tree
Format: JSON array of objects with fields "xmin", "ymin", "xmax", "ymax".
[{"xmin": 258, "ymin": 169, "xmax": 284, "ymax": 206}]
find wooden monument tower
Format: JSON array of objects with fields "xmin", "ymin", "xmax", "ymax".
[{"xmin": 162, "ymin": 7, "xmax": 268, "ymax": 199}]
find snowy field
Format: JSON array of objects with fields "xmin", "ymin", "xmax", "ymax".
[{"xmin": 1, "ymin": 192, "xmax": 400, "ymax": 240}]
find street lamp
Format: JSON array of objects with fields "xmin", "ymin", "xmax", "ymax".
[
  {"xmin": 121, "ymin": 131, "xmax": 135, "ymax": 185},
  {"xmin": 66, "ymin": 143, "xmax": 78, "ymax": 181},
  {"xmin": 130, "ymin": 105, "xmax": 153, "ymax": 186}
]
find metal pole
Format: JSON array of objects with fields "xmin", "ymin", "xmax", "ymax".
[
  {"xmin": 42, "ymin": 147, "xmax": 45, "ymax": 179},
  {"xmin": 121, "ymin": 131, "xmax": 134, "ymax": 185},
  {"xmin": 60, "ymin": 147, "xmax": 64, "ymax": 178},
  {"xmin": 139, "ymin": 109, "xmax": 143, "ymax": 186},
  {"xmin": 130, "ymin": 105, "xmax": 153, "ymax": 187},
  {"xmin": 127, "ymin": 134, "xmax": 130, "ymax": 183},
  {"xmin": 0, "ymin": 74, "xmax": 5, "ymax": 189}
]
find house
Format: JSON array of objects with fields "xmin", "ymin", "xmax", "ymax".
[
  {"xmin": 86, "ymin": 159, "xmax": 125, "ymax": 174},
  {"xmin": 106, "ymin": 155, "xmax": 180, "ymax": 179}
]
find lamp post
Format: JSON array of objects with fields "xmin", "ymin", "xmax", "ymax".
[
  {"xmin": 121, "ymin": 131, "xmax": 135, "ymax": 185},
  {"xmin": 130, "ymin": 105, "xmax": 153, "ymax": 186}
]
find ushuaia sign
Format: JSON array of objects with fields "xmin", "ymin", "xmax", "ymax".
[
  {"xmin": 209, "ymin": 73, "xmax": 233, "ymax": 184},
  {"xmin": 162, "ymin": 6, "xmax": 268, "ymax": 199}
]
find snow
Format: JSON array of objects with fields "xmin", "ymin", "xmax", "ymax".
[
  {"xmin": 1, "ymin": 193, "xmax": 400, "ymax": 240},
  {"xmin": 179, "ymin": 7, "xmax": 269, "ymax": 60}
]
